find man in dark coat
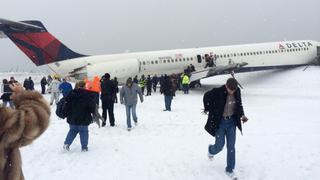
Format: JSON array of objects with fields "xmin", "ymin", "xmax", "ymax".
[
  {"xmin": 151, "ymin": 75, "xmax": 158, "ymax": 92},
  {"xmin": 100, "ymin": 73, "xmax": 117, "ymax": 127},
  {"xmin": 146, "ymin": 75, "xmax": 152, "ymax": 96},
  {"xmin": 113, "ymin": 77, "xmax": 119, "ymax": 103},
  {"xmin": 203, "ymin": 78, "xmax": 248, "ymax": 176},
  {"xmin": 63, "ymin": 80, "xmax": 95, "ymax": 152},
  {"xmin": 1, "ymin": 79, "xmax": 14, "ymax": 108},
  {"xmin": 23, "ymin": 77, "xmax": 34, "ymax": 91},
  {"xmin": 160, "ymin": 75, "xmax": 174, "ymax": 111},
  {"xmin": 40, "ymin": 76, "xmax": 48, "ymax": 94}
]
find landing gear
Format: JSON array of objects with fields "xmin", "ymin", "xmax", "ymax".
[{"xmin": 189, "ymin": 80, "xmax": 201, "ymax": 88}]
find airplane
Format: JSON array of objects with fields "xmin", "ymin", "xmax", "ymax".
[{"xmin": 0, "ymin": 18, "xmax": 319, "ymax": 85}]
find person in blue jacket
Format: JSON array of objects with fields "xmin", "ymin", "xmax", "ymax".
[{"xmin": 59, "ymin": 78, "xmax": 73, "ymax": 97}]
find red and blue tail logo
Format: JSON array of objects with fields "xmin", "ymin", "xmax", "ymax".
[{"xmin": 0, "ymin": 19, "xmax": 86, "ymax": 66}]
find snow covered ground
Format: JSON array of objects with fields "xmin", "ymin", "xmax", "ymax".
[{"xmin": 2, "ymin": 66, "xmax": 320, "ymax": 180}]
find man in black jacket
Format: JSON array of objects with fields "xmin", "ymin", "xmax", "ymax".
[
  {"xmin": 160, "ymin": 75, "xmax": 174, "ymax": 111},
  {"xmin": 203, "ymin": 78, "xmax": 248, "ymax": 176},
  {"xmin": 63, "ymin": 80, "xmax": 96, "ymax": 152},
  {"xmin": 40, "ymin": 76, "xmax": 48, "ymax": 94},
  {"xmin": 100, "ymin": 73, "xmax": 117, "ymax": 127}
]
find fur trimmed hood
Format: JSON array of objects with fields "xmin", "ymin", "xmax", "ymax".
[{"xmin": 0, "ymin": 90, "xmax": 50, "ymax": 180}]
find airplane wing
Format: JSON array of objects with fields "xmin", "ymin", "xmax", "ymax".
[{"xmin": 189, "ymin": 62, "xmax": 248, "ymax": 82}]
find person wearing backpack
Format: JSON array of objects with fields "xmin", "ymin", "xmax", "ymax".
[{"xmin": 63, "ymin": 80, "xmax": 96, "ymax": 152}]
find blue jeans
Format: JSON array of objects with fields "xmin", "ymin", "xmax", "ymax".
[
  {"xmin": 164, "ymin": 95, "xmax": 173, "ymax": 111},
  {"xmin": 64, "ymin": 125, "xmax": 89, "ymax": 149},
  {"xmin": 208, "ymin": 117, "xmax": 236, "ymax": 172},
  {"xmin": 125, "ymin": 104, "xmax": 137, "ymax": 128}
]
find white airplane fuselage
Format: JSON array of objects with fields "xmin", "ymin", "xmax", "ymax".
[{"xmin": 47, "ymin": 40, "xmax": 320, "ymax": 83}]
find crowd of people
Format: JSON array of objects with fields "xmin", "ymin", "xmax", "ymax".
[
  {"xmin": 0, "ymin": 68, "xmax": 248, "ymax": 178},
  {"xmin": 0, "ymin": 72, "xmax": 194, "ymax": 142}
]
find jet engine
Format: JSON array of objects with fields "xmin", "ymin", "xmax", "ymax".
[{"xmin": 84, "ymin": 58, "xmax": 140, "ymax": 83}]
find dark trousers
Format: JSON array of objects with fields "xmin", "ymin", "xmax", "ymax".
[
  {"xmin": 102, "ymin": 100, "xmax": 115, "ymax": 126},
  {"xmin": 152, "ymin": 84, "xmax": 157, "ymax": 92},
  {"xmin": 147, "ymin": 86, "xmax": 152, "ymax": 96},
  {"xmin": 164, "ymin": 95, "xmax": 173, "ymax": 111},
  {"xmin": 114, "ymin": 94, "xmax": 118, "ymax": 103},
  {"xmin": 41, "ymin": 84, "xmax": 46, "ymax": 94},
  {"xmin": 93, "ymin": 92, "xmax": 100, "ymax": 106}
]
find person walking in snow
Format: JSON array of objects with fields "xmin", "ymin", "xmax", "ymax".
[
  {"xmin": 59, "ymin": 78, "xmax": 73, "ymax": 97},
  {"xmin": 40, "ymin": 76, "xmax": 48, "ymax": 94},
  {"xmin": 181, "ymin": 73, "xmax": 190, "ymax": 94},
  {"xmin": 160, "ymin": 75, "xmax": 174, "ymax": 111},
  {"xmin": 63, "ymin": 80, "xmax": 96, "ymax": 152},
  {"xmin": 139, "ymin": 74, "xmax": 146, "ymax": 95},
  {"xmin": 113, "ymin": 77, "xmax": 119, "ymax": 103},
  {"xmin": 151, "ymin": 75, "xmax": 159, "ymax": 92},
  {"xmin": 203, "ymin": 77, "xmax": 248, "ymax": 177},
  {"xmin": 0, "ymin": 79, "xmax": 14, "ymax": 108},
  {"xmin": 146, "ymin": 75, "xmax": 152, "ymax": 96},
  {"xmin": 23, "ymin": 77, "xmax": 34, "ymax": 91},
  {"xmin": 120, "ymin": 77, "xmax": 143, "ymax": 131},
  {"xmin": 48, "ymin": 76, "xmax": 61, "ymax": 105},
  {"xmin": 100, "ymin": 73, "xmax": 117, "ymax": 127}
]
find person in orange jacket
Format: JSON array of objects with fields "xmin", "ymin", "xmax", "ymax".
[
  {"xmin": 84, "ymin": 76, "xmax": 101, "ymax": 106},
  {"xmin": 91, "ymin": 76, "xmax": 101, "ymax": 105}
]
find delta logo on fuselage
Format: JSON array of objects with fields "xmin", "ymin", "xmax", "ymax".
[{"xmin": 279, "ymin": 41, "xmax": 313, "ymax": 49}]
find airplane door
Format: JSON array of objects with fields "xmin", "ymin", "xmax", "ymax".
[{"xmin": 197, "ymin": 55, "xmax": 202, "ymax": 63}]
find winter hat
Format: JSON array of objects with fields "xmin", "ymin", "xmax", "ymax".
[{"xmin": 104, "ymin": 73, "xmax": 110, "ymax": 79}]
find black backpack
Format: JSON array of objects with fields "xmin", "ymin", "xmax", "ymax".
[{"xmin": 55, "ymin": 97, "xmax": 68, "ymax": 119}]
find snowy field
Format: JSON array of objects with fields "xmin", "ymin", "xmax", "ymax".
[{"xmin": 2, "ymin": 66, "xmax": 320, "ymax": 180}]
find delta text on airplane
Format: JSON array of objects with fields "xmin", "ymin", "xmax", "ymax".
[{"xmin": 0, "ymin": 18, "xmax": 319, "ymax": 84}]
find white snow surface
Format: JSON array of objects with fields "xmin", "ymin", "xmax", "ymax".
[{"xmin": 2, "ymin": 67, "xmax": 320, "ymax": 180}]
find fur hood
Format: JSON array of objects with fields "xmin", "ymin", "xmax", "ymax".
[{"xmin": 0, "ymin": 90, "xmax": 50, "ymax": 180}]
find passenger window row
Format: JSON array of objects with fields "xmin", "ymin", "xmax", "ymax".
[
  {"xmin": 141, "ymin": 47, "xmax": 309, "ymax": 66},
  {"xmin": 212, "ymin": 47, "xmax": 309, "ymax": 59},
  {"xmin": 142, "ymin": 57, "xmax": 194, "ymax": 66}
]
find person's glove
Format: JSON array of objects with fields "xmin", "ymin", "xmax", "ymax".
[{"xmin": 241, "ymin": 115, "xmax": 248, "ymax": 123}]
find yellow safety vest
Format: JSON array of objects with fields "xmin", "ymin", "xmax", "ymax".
[{"xmin": 182, "ymin": 75, "xmax": 190, "ymax": 85}]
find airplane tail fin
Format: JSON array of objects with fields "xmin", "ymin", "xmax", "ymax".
[{"xmin": 0, "ymin": 18, "xmax": 86, "ymax": 66}]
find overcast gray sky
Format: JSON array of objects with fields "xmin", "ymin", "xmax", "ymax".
[{"xmin": 0, "ymin": 0, "xmax": 319, "ymax": 72}]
